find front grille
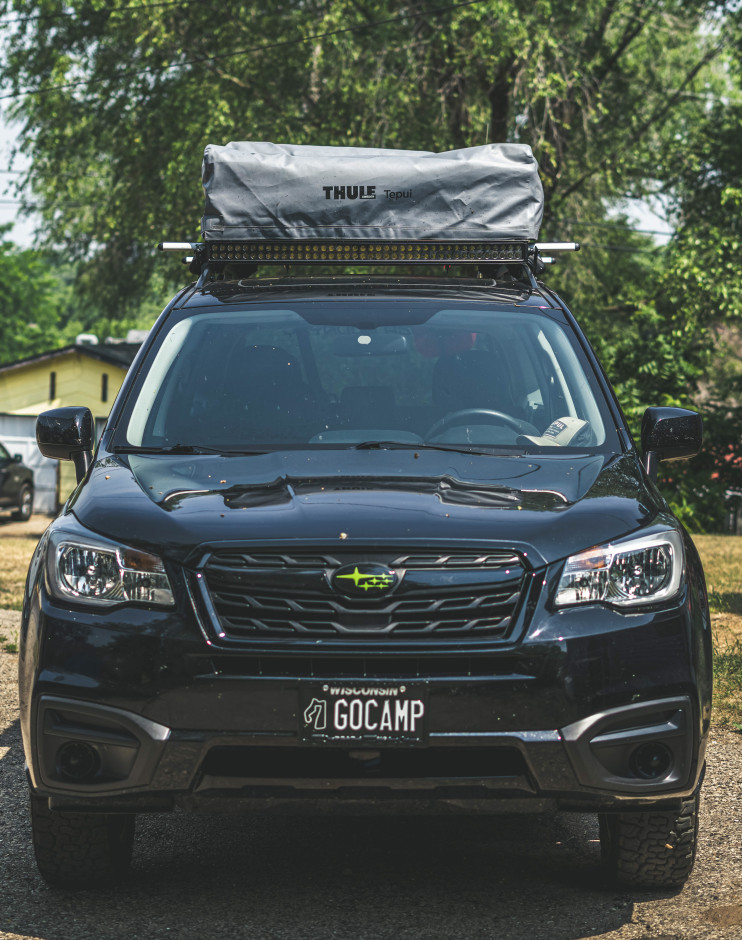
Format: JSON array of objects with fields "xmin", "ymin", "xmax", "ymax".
[{"xmin": 199, "ymin": 549, "xmax": 528, "ymax": 642}]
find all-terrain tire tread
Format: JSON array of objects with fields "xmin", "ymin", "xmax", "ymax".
[
  {"xmin": 30, "ymin": 795, "xmax": 135, "ymax": 888},
  {"xmin": 600, "ymin": 792, "xmax": 699, "ymax": 889}
]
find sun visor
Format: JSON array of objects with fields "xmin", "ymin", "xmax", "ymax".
[{"xmin": 201, "ymin": 142, "xmax": 544, "ymax": 242}]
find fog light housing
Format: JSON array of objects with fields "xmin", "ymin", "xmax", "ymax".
[
  {"xmin": 56, "ymin": 741, "xmax": 101, "ymax": 783},
  {"xmin": 630, "ymin": 741, "xmax": 673, "ymax": 780}
]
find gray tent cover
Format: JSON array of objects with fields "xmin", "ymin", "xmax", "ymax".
[{"xmin": 201, "ymin": 142, "xmax": 543, "ymax": 242}]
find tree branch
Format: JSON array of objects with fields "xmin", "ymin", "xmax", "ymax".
[
  {"xmin": 582, "ymin": 0, "xmax": 622, "ymax": 60},
  {"xmin": 551, "ymin": 38, "xmax": 727, "ymax": 212},
  {"xmin": 593, "ymin": 0, "xmax": 652, "ymax": 84},
  {"xmin": 488, "ymin": 56, "xmax": 517, "ymax": 142}
]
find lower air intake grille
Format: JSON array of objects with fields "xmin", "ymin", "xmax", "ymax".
[
  {"xmin": 199, "ymin": 550, "xmax": 527, "ymax": 641},
  {"xmin": 201, "ymin": 745, "xmax": 529, "ymax": 780}
]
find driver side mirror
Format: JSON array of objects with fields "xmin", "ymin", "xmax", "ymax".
[
  {"xmin": 37, "ymin": 407, "xmax": 94, "ymax": 484},
  {"xmin": 641, "ymin": 407, "xmax": 702, "ymax": 482}
]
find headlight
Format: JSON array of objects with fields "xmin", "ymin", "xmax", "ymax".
[
  {"xmin": 47, "ymin": 527, "xmax": 174, "ymax": 608},
  {"xmin": 554, "ymin": 529, "xmax": 684, "ymax": 609}
]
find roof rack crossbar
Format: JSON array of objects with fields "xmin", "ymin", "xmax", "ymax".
[{"xmin": 534, "ymin": 242, "xmax": 580, "ymax": 252}]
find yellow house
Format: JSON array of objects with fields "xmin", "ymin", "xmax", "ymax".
[
  {"xmin": 0, "ymin": 340, "xmax": 141, "ymax": 511},
  {"xmin": 0, "ymin": 342, "xmax": 140, "ymax": 416}
]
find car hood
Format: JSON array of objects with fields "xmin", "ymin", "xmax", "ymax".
[{"xmin": 68, "ymin": 448, "xmax": 661, "ymax": 567}]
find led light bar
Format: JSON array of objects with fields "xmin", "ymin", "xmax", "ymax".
[{"xmin": 205, "ymin": 240, "xmax": 528, "ymax": 264}]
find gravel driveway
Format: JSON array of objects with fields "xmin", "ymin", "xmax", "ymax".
[{"xmin": 1, "ymin": 625, "xmax": 741, "ymax": 940}]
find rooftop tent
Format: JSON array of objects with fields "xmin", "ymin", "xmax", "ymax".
[{"xmin": 201, "ymin": 142, "xmax": 544, "ymax": 243}]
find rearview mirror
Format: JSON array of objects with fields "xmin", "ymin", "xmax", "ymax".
[{"xmin": 332, "ymin": 332, "xmax": 408, "ymax": 357}]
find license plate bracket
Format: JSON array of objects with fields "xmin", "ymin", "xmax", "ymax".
[{"xmin": 299, "ymin": 681, "xmax": 428, "ymax": 745}]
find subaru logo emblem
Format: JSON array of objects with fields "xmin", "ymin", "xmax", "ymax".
[{"xmin": 331, "ymin": 563, "xmax": 398, "ymax": 597}]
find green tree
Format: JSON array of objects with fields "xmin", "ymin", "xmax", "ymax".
[
  {"xmin": 635, "ymin": 35, "xmax": 742, "ymax": 531},
  {"xmin": 0, "ymin": 231, "xmax": 63, "ymax": 363}
]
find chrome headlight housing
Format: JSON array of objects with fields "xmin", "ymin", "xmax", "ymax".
[
  {"xmin": 47, "ymin": 521, "xmax": 174, "ymax": 608},
  {"xmin": 554, "ymin": 528, "xmax": 684, "ymax": 609}
]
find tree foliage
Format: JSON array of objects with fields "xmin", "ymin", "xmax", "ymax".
[
  {"xmin": 636, "ymin": 32, "xmax": 742, "ymax": 530},
  {"xmin": 0, "ymin": 230, "xmax": 63, "ymax": 362}
]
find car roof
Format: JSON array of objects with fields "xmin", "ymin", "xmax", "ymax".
[{"xmin": 175, "ymin": 275, "xmax": 565, "ymax": 314}]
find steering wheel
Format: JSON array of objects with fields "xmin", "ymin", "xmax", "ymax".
[{"xmin": 425, "ymin": 408, "xmax": 524, "ymax": 440}]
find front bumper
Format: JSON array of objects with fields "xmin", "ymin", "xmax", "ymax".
[
  {"xmin": 28, "ymin": 686, "xmax": 703, "ymax": 815},
  {"xmin": 20, "ymin": 573, "xmax": 710, "ymax": 814}
]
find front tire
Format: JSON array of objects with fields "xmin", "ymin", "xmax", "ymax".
[
  {"xmin": 30, "ymin": 794, "xmax": 135, "ymax": 888},
  {"xmin": 599, "ymin": 790, "xmax": 699, "ymax": 889},
  {"xmin": 12, "ymin": 484, "xmax": 33, "ymax": 521}
]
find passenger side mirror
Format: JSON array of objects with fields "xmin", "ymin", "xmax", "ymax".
[
  {"xmin": 37, "ymin": 407, "xmax": 94, "ymax": 484},
  {"xmin": 641, "ymin": 407, "xmax": 702, "ymax": 482}
]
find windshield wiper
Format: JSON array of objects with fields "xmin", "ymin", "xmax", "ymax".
[
  {"xmin": 352, "ymin": 440, "xmax": 527, "ymax": 456},
  {"xmin": 113, "ymin": 444, "xmax": 264, "ymax": 455}
]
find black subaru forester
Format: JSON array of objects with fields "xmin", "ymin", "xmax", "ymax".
[{"xmin": 19, "ymin": 142, "xmax": 710, "ymax": 890}]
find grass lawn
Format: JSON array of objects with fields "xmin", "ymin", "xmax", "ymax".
[
  {"xmin": 692, "ymin": 535, "xmax": 742, "ymax": 729},
  {"xmin": 0, "ymin": 520, "xmax": 740, "ymax": 727},
  {"xmin": 0, "ymin": 517, "xmax": 47, "ymax": 611}
]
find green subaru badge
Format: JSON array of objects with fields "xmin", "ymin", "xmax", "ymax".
[{"xmin": 331, "ymin": 563, "xmax": 398, "ymax": 597}]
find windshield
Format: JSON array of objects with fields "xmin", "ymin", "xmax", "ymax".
[{"xmin": 117, "ymin": 299, "xmax": 616, "ymax": 454}]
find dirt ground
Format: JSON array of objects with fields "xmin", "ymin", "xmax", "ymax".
[
  {"xmin": 709, "ymin": 611, "xmax": 742, "ymax": 651},
  {"xmin": 0, "ymin": 515, "xmax": 51, "ymax": 539},
  {"xmin": 0, "ymin": 515, "xmax": 50, "ymax": 644}
]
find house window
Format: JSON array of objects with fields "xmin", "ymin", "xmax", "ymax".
[
  {"xmin": 49, "ymin": 371, "xmax": 56, "ymax": 401},
  {"xmin": 101, "ymin": 373, "xmax": 109, "ymax": 403}
]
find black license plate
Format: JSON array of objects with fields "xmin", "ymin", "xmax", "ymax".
[{"xmin": 299, "ymin": 682, "xmax": 428, "ymax": 744}]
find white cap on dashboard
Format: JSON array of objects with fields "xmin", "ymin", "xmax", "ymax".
[{"xmin": 521, "ymin": 416, "xmax": 589, "ymax": 446}]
